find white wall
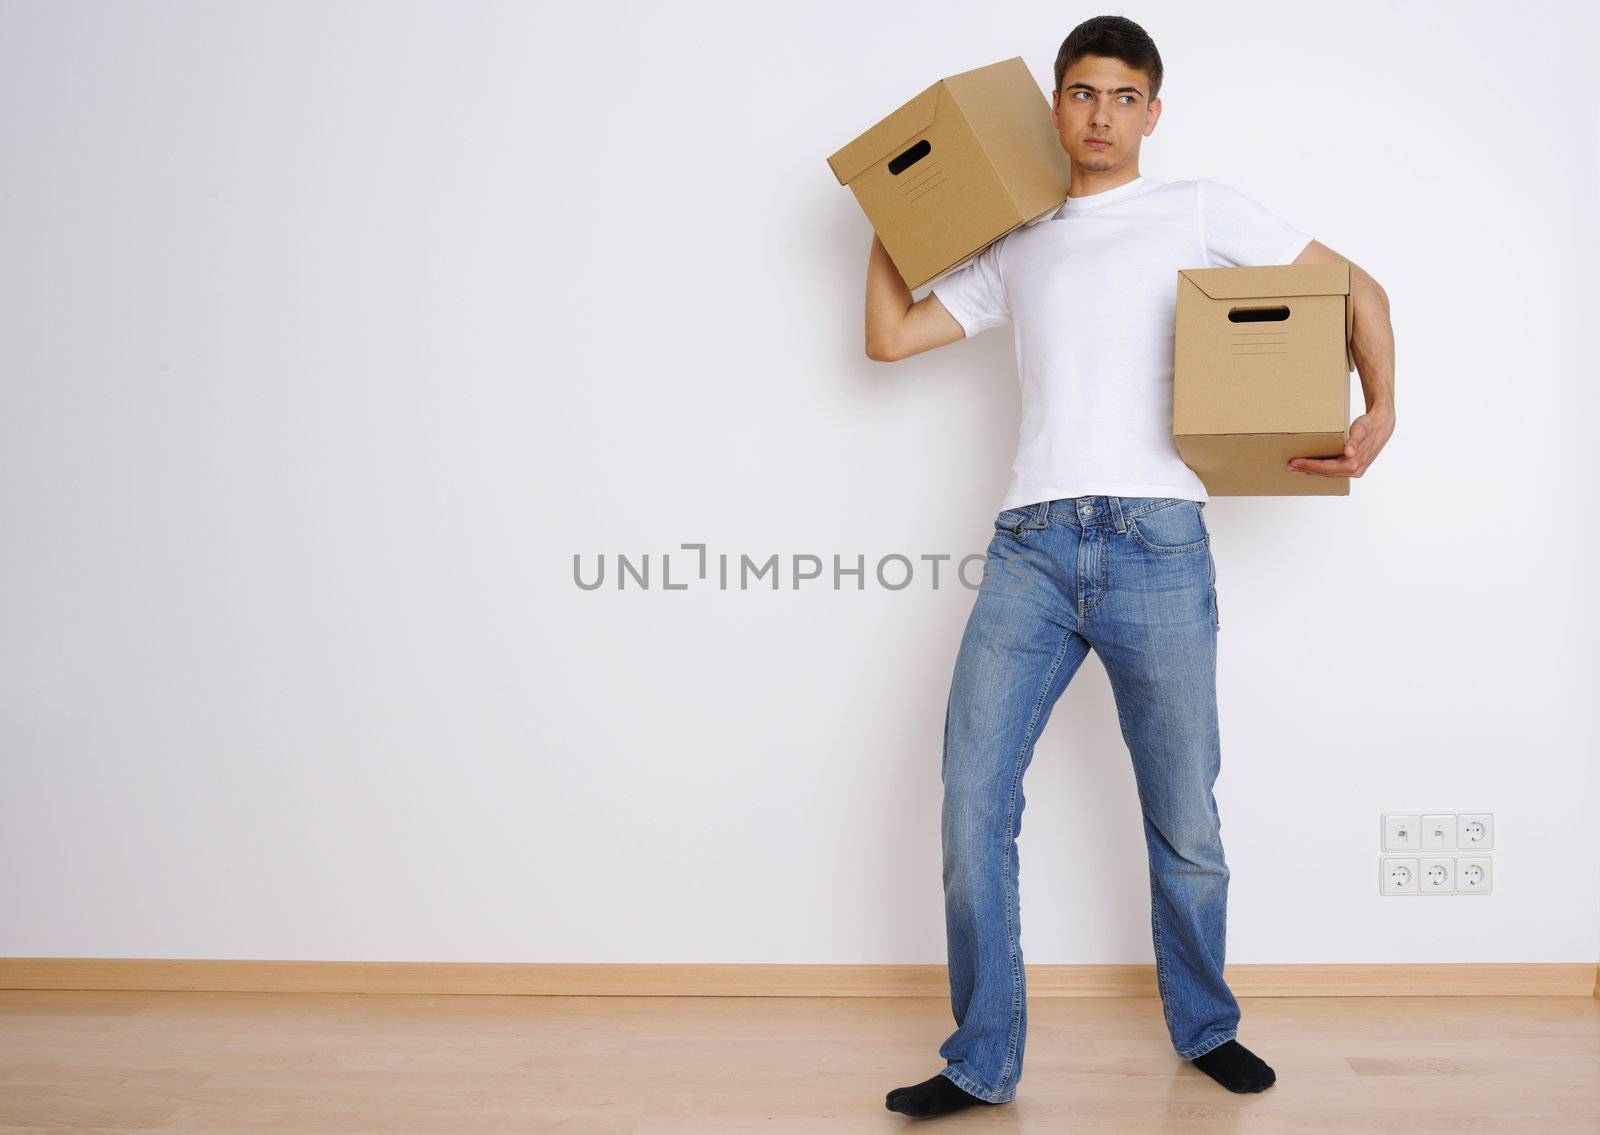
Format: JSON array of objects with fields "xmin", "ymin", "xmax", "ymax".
[{"xmin": 2, "ymin": 0, "xmax": 1596, "ymax": 966}]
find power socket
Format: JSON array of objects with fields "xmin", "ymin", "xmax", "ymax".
[
  {"xmin": 1381, "ymin": 857, "xmax": 1420, "ymax": 895},
  {"xmin": 1458, "ymin": 814, "xmax": 1494, "ymax": 850},
  {"xmin": 1419, "ymin": 857, "xmax": 1454, "ymax": 893},
  {"xmin": 1456, "ymin": 856, "xmax": 1493, "ymax": 894}
]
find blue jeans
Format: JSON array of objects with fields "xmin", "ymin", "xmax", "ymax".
[{"xmin": 937, "ymin": 495, "xmax": 1239, "ymax": 1104}]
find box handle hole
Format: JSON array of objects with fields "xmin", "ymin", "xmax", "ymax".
[
  {"xmin": 1227, "ymin": 305, "xmax": 1291, "ymax": 323},
  {"xmin": 888, "ymin": 139, "xmax": 931, "ymax": 175}
]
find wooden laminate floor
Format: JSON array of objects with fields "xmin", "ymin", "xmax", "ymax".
[{"xmin": 1, "ymin": 989, "xmax": 1597, "ymax": 1132}]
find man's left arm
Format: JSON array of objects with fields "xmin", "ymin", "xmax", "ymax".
[{"xmin": 1288, "ymin": 240, "xmax": 1395, "ymax": 478}]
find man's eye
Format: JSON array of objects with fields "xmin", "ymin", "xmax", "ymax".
[{"xmin": 1118, "ymin": 96, "xmax": 1133, "ymax": 104}]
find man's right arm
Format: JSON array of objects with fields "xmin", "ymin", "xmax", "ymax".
[{"xmin": 864, "ymin": 234, "xmax": 966, "ymax": 362}]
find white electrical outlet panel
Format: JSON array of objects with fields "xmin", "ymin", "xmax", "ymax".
[
  {"xmin": 1380, "ymin": 857, "xmax": 1420, "ymax": 895},
  {"xmin": 1379, "ymin": 812, "xmax": 1495, "ymax": 896},
  {"xmin": 1456, "ymin": 856, "xmax": 1493, "ymax": 894},
  {"xmin": 1382, "ymin": 813, "xmax": 1421, "ymax": 851},
  {"xmin": 1457, "ymin": 814, "xmax": 1494, "ymax": 850},
  {"xmin": 1421, "ymin": 814, "xmax": 1456, "ymax": 850},
  {"xmin": 1419, "ymin": 856, "xmax": 1454, "ymax": 893}
]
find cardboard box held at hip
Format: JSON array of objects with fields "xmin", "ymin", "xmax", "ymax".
[
  {"xmin": 826, "ymin": 57, "xmax": 1070, "ymax": 290},
  {"xmin": 1173, "ymin": 261, "xmax": 1356, "ymax": 496}
]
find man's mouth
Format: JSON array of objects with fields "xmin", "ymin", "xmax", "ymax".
[{"xmin": 1085, "ymin": 138, "xmax": 1112, "ymax": 150}]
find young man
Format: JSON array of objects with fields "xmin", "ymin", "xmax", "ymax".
[{"xmin": 867, "ymin": 16, "xmax": 1396, "ymax": 1119}]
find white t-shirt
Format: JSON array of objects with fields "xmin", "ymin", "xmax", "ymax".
[{"xmin": 930, "ymin": 176, "xmax": 1313, "ymax": 510}]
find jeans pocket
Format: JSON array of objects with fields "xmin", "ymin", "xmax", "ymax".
[
  {"xmin": 1127, "ymin": 501, "xmax": 1209, "ymax": 554},
  {"xmin": 994, "ymin": 508, "xmax": 1037, "ymax": 543}
]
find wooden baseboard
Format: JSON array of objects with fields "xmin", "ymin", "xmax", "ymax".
[{"xmin": 3, "ymin": 959, "xmax": 1597, "ymax": 998}]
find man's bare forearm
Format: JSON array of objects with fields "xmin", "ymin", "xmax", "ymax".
[
  {"xmin": 865, "ymin": 235, "xmax": 912, "ymax": 360},
  {"xmin": 1350, "ymin": 263, "xmax": 1395, "ymax": 416}
]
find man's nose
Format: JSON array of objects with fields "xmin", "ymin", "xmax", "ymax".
[{"xmin": 1090, "ymin": 98, "xmax": 1113, "ymax": 127}]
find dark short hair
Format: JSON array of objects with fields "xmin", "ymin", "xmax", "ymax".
[{"xmin": 1053, "ymin": 15, "xmax": 1164, "ymax": 102}]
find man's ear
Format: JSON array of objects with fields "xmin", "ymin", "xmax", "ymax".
[{"xmin": 1144, "ymin": 96, "xmax": 1162, "ymax": 137}]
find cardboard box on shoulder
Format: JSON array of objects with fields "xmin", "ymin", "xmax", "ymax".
[
  {"xmin": 826, "ymin": 57, "xmax": 1071, "ymax": 290},
  {"xmin": 1173, "ymin": 260, "xmax": 1356, "ymax": 496}
]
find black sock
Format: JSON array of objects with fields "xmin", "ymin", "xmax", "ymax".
[
  {"xmin": 885, "ymin": 1071, "xmax": 992, "ymax": 1117},
  {"xmin": 1190, "ymin": 1039, "xmax": 1276, "ymax": 1093}
]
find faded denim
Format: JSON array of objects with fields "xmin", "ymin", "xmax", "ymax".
[{"xmin": 937, "ymin": 495, "xmax": 1238, "ymax": 1104}]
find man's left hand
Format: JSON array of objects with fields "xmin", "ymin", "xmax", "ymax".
[{"xmin": 1286, "ymin": 407, "xmax": 1395, "ymax": 478}]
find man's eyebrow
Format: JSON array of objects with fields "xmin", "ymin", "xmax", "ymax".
[{"xmin": 1064, "ymin": 82, "xmax": 1145, "ymax": 98}]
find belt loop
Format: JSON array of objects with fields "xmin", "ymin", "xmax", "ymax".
[
  {"xmin": 1109, "ymin": 496, "xmax": 1128, "ymax": 534},
  {"xmin": 1027, "ymin": 500, "xmax": 1050, "ymax": 530}
]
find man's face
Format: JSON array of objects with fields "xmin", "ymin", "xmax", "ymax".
[{"xmin": 1051, "ymin": 54, "xmax": 1162, "ymax": 175}]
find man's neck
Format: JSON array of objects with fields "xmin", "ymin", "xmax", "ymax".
[{"xmin": 1066, "ymin": 164, "xmax": 1142, "ymax": 199}]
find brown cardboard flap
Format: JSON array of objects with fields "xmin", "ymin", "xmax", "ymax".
[
  {"xmin": 827, "ymin": 83, "xmax": 943, "ymax": 186},
  {"xmin": 1178, "ymin": 260, "xmax": 1350, "ymax": 301}
]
